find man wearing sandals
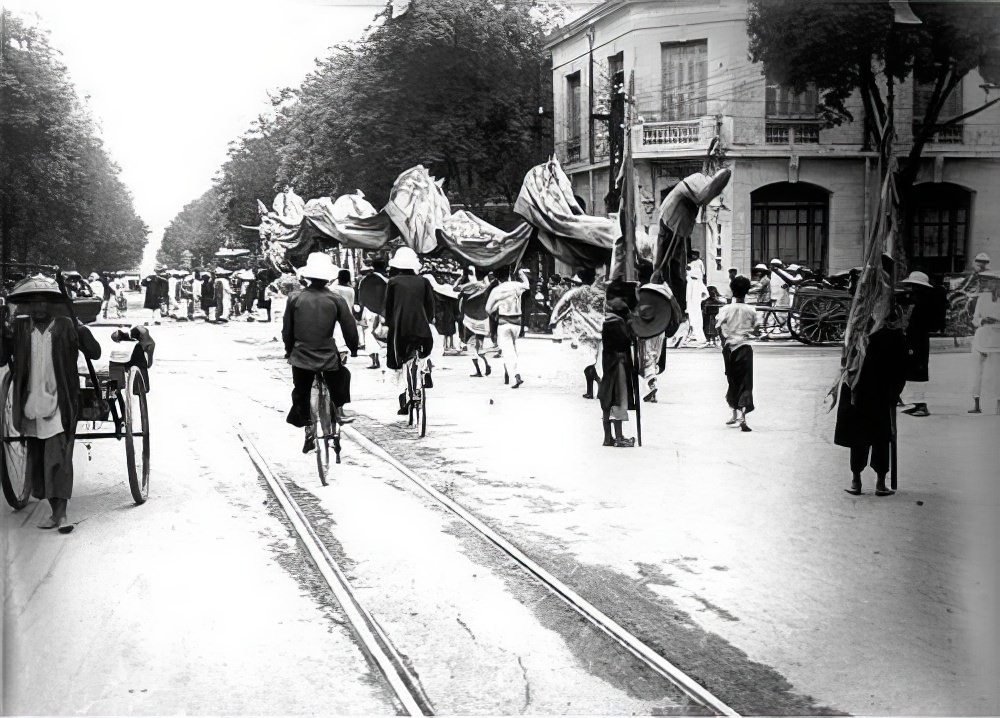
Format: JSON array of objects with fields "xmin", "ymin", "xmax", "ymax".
[
  {"xmin": 283, "ymin": 252, "xmax": 358, "ymax": 454},
  {"xmin": 2, "ymin": 276, "xmax": 101, "ymax": 529}
]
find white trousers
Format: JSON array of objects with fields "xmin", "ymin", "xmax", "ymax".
[
  {"xmin": 497, "ymin": 323, "xmax": 519, "ymax": 377},
  {"xmin": 687, "ymin": 307, "xmax": 707, "ymax": 344},
  {"xmin": 907, "ymin": 381, "xmax": 928, "ymax": 403}
]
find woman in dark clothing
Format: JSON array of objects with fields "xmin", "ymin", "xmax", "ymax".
[
  {"xmin": 598, "ymin": 297, "xmax": 636, "ymax": 447},
  {"xmin": 384, "ymin": 248, "xmax": 435, "ymax": 414},
  {"xmin": 835, "ymin": 320, "xmax": 908, "ymax": 496}
]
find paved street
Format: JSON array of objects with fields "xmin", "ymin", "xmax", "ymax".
[{"xmin": 3, "ymin": 296, "xmax": 998, "ymax": 715}]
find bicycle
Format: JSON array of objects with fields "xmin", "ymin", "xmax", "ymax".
[
  {"xmin": 310, "ymin": 372, "xmax": 342, "ymax": 486},
  {"xmin": 404, "ymin": 348, "xmax": 427, "ymax": 437}
]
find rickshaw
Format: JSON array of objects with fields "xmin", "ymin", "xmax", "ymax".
[
  {"xmin": 754, "ymin": 268, "xmax": 854, "ymax": 345},
  {"xmin": 1, "ymin": 263, "xmax": 152, "ymax": 510}
]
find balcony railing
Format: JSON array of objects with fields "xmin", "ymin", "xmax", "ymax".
[
  {"xmin": 641, "ymin": 120, "xmax": 701, "ymax": 146},
  {"xmin": 914, "ymin": 123, "xmax": 964, "ymax": 144},
  {"xmin": 765, "ymin": 121, "xmax": 821, "ymax": 145}
]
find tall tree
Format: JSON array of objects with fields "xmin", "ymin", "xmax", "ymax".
[
  {"xmin": 157, "ymin": 188, "xmax": 222, "ymax": 270},
  {"xmin": 747, "ymin": 0, "xmax": 1000, "ymax": 266},
  {"xmin": 0, "ymin": 9, "xmax": 148, "ymax": 274},
  {"xmin": 277, "ymin": 0, "xmax": 553, "ymax": 209}
]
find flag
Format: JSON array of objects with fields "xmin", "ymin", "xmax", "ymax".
[
  {"xmin": 830, "ymin": 161, "xmax": 898, "ymax": 405},
  {"xmin": 610, "ymin": 124, "xmax": 639, "ymax": 283}
]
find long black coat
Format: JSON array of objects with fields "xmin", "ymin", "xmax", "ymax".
[
  {"xmin": 384, "ymin": 274, "xmax": 435, "ymax": 370},
  {"xmin": 903, "ymin": 288, "xmax": 945, "ymax": 382},
  {"xmin": 598, "ymin": 314, "xmax": 636, "ymax": 412},
  {"xmin": 835, "ymin": 327, "xmax": 908, "ymax": 448}
]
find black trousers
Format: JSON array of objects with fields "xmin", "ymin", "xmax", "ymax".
[
  {"xmin": 850, "ymin": 442, "xmax": 890, "ymax": 475},
  {"xmin": 287, "ymin": 366, "xmax": 352, "ymax": 428}
]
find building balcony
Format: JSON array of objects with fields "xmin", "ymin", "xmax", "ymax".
[{"xmin": 631, "ymin": 116, "xmax": 733, "ymax": 156}]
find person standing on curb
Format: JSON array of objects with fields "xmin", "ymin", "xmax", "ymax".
[
  {"xmin": 969, "ymin": 270, "xmax": 1000, "ymax": 414},
  {"xmin": 716, "ymin": 275, "xmax": 757, "ymax": 432},
  {"xmin": 485, "ymin": 265, "xmax": 530, "ymax": 389},
  {"xmin": 899, "ymin": 271, "xmax": 946, "ymax": 417}
]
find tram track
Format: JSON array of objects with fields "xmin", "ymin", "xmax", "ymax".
[{"xmin": 235, "ymin": 415, "xmax": 740, "ymax": 717}]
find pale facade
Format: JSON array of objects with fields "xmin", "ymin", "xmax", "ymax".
[{"xmin": 546, "ymin": 0, "xmax": 1000, "ymax": 288}]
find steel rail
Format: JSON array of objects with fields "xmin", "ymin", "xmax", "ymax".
[
  {"xmin": 342, "ymin": 423, "xmax": 741, "ymax": 717},
  {"xmin": 235, "ymin": 424, "xmax": 433, "ymax": 716}
]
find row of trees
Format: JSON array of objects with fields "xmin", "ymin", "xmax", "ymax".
[
  {"xmin": 0, "ymin": 8, "xmax": 149, "ymax": 275},
  {"xmin": 159, "ymin": 0, "xmax": 557, "ymax": 267}
]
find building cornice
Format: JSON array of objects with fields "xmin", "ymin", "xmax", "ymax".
[{"xmin": 544, "ymin": 0, "xmax": 624, "ymax": 50}]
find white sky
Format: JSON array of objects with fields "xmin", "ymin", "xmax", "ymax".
[{"xmin": 6, "ymin": 0, "xmax": 383, "ymax": 269}]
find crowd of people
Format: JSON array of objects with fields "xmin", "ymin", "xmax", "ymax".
[{"xmin": 139, "ymin": 266, "xmax": 279, "ymax": 324}]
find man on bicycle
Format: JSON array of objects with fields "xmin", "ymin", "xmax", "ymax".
[
  {"xmin": 384, "ymin": 247, "xmax": 435, "ymax": 415},
  {"xmin": 283, "ymin": 252, "xmax": 359, "ymax": 453}
]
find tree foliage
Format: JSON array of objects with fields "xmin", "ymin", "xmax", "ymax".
[
  {"xmin": 0, "ymin": 9, "xmax": 149, "ymax": 273},
  {"xmin": 161, "ymin": 0, "xmax": 555, "ymax": 262},
  {"xmin": 277, "ymin": 0, "xmax": 553, "ymax": 208},
  {"xmin": 157, "ymin": 188, "xmax": 222, "ymax": 270},
  {"xmin": 747, "ymin": 1, "xmax": 1000, "ymax": 176}
]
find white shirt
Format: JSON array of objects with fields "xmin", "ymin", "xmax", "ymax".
[
  {"xmin": 972, "ymin": 293, "xmax": 1000, "ymax": 353},
  {"xmin": 716, "ymin": 302, "xmax": 758, "ymax": 349},
  {"xmin": 23, "ymin": 324, "xmax": 63, "ymax": 439},
  {"xmin": 485, "ymin": 277, "xmax": 529, "ymax": 319}
]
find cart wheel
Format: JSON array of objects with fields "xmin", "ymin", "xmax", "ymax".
[
  {"xmin": 794, "ymin": 297, "xmax": 849, "ymax": 345},
  {"xmin": 124, "ymin": 366, "xmax": 150, "ymax": 504},
  {"xmin": 0, "ymin": 371, "xmax": 32, "ymax": 510}
]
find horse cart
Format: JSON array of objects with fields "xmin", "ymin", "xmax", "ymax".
[{"xmin": 1, "ymin": 263, "xmax": 151, "ymax": 511}]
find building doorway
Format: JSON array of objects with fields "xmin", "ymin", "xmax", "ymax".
[{"xmin": 751, "ymin": 182, "xmax": 829, "ymax": 274}]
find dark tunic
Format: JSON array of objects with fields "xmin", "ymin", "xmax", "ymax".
[
  {"xmin": 282, "ymin": 286, "xmax": 359, "ymax": 371},
  {"xmin": 384, "ymin": 274, "xmax": 435, "ymax": 370},
  {"xmin": 835, "ymin": 327, "xmax": 908, "ymax": 448},
  {"xmin": 433, "ymin": 293, "xmax": 459, "ymax": 336},
  {"xmin": 903, "ymin": 290, "xmax": 944, "ymax": 383},
  {"xmin": 598, "ymin": 314, "xmax": 636, "ymax": 413},
  {"xmin": 141, "ymin": 275, "xmax": 168, "ymax": 310},
  {"xmin": 200, "ymin": 277, "xmax": 215, "ymax": 312}
]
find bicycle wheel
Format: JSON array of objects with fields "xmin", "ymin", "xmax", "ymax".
[
  {"xmin": 124, "ymin": 366, "xmax": 150, "ymax": 505},
  {"xmin": 418, "ymin": 382, "xmax": 427, "ymax": 437},
  {"xmin": 0, "ymin": 370, "xmax": 31, "ymax": 510},
  {"xmin": 406, "ymin": 359, "xmax": 417, "ymax": 428},
  {"xmin": 311, "ymin": 380, "xmax": 332, "ymax": 485}
]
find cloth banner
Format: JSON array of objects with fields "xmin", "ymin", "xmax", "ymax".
[
  {"xmin": 514, "ymin": 157, "xmax": 618, "ymax": 269},
  {"xmin": 434, "ymin": 210, "xmax": 533, "ymax": 270},
  {"xmin": 384, "ymin": 165, "xmax": 452, "ymax": 255}
]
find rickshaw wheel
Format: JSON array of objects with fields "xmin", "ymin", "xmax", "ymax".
[
  {"xmin": 124, "ymin": 366, "xmax": 150, "ymax": 505},
  {"xmin": 794, "ymin": 296, "xmax": 849, "ymax": 345},
  {"xmin": 0, "ymin": 370, "xmax": 32, "ymax": 510}
]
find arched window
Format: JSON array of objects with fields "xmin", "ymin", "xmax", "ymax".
[
  {"xmin": 907, "ymin": 184, "xmax": 972, "ymax": 276},
  {"xmin": 751, "ymin": 183, "xmax": 829, "ymax": 273}
]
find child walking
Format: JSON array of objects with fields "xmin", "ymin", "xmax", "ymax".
[{"xmin": 715, "ymin": 276, "xmax": 757, "ymax": 432}]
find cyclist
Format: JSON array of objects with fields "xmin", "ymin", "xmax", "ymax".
[
  {"xmin": 282, "ymin": 252, "xmax": 359, "ymax": 453},
  {"xmin": 384, "ymin": 247, "xmax": 435, "ymax": 415}
]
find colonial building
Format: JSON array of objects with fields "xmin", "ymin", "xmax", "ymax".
[{"xmin": 545, "ymin": 0, "xmax": 1000, "ymax": 287}]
